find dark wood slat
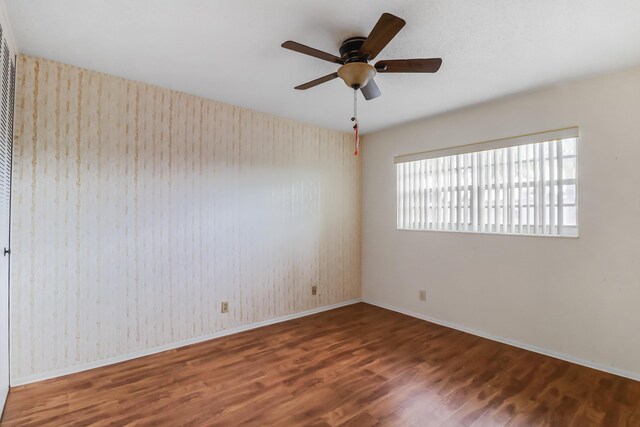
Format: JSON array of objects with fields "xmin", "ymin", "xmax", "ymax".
[
  {"xmin": 282, "ymin": 41, "xmax": 344, "ymax": 65},
  {"xmin": 360, "ymin": 13, "xmax": 406, "ymax": 60},
  {"xmin": 2, "ymin": 303, "xmax": 639, "ymax": 426},
  {"xmin": 376, "ymin": 58, "xmax": 443, "ymax": 73},
  {"xmin": 294, "ymin": 72, "xmax": 338, "ymax": 90}
]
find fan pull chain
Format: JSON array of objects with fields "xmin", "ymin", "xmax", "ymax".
[{"xmin": 351, "ymin": 89, "xmax": 360, "ymax": 156}]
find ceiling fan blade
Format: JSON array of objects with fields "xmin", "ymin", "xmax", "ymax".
[
  {"xmin": 294, "ymin": 72, "xmax": 339, "ymax": 90},
  {"xmin": 282, "ymin": 41, "xmax": 344, "ymax": 64},
  {"xmin": 375, "ymin": 58, "xmax": 442, "ymax": 73},
  {"xmin": 361, "ymin": 79, "xmax": 381, "ymax": 100},
  {"xmin": 360, "ymin": 13, "xmax": 406, "ymax": 60}
]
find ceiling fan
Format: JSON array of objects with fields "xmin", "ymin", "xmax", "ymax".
[{"xmin": 281, "ymin": 13, "xmax": 442, "ymax": 100}]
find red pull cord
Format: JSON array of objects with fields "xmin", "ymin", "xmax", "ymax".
[
  {"xmin": 353, "ymin": 120, "xmax": 359, "ymax": 156},
  {"xmin": 352, "ymin": 89, "xmax": 359, "ymax": 156}
]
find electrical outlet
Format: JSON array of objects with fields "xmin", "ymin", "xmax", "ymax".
[
  {"xmin": 221, "ymin": 301, "xmax": 229, "ymax": 313},
  {"xmin": 311, "ymin": 285, "xmax": 317, "ymax": 296},
  {"xmin": 419, "ymin": 290, "xmax": 427, "ymax": 302}
]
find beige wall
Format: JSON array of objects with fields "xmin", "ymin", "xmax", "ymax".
[
  {"xmin": 11, "ymin": 56, "xmax": 361, "ymax": 383},
  {"xmin": 362, "ymin": 65, "xmax": 640, "ymax": 379}
]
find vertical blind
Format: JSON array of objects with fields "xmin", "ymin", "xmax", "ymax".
[
  {"xmin": 0, "ymin": 26, "xmax": 16, "ymax": 212},
  {"xmin": 396, "ymin": 129, "xmax": 578, "ymax": 237},
  {"xmin": 0, "ymin": 15, "xmax": 16, "ymax": 397},
  {"xmin": 0, "ymin": 23, "xmax": 15, "ymax": 252},
  {"xmin": 0, "ymin": 26, "xmax": 16, "ymax": 211}
]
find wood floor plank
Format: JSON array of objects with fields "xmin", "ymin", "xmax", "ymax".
[{"xmin": 2, "ymin": 303, "xmax": 639, "ymax": 426}]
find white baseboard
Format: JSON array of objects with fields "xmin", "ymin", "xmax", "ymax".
[
  {"xmin": 11, "ymin": 298, "xmax": 362, "ymax": 387},
  {"xmin": 363, "ymin": 298, "xmax": 640, "ymax": 383}
]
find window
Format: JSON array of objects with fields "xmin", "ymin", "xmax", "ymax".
[{"xmin": 396, "ymin": 128, "xmax": 578, "ymax": 237}]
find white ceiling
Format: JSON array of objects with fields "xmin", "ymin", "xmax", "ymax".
[{"xmin": 6, "ymin": 0, "xmax": 640, "ymax": 133}]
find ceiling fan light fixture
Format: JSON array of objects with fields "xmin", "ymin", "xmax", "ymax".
[{"xmin": 337, "ymin": 62, "xmax": 376, "ymax": 89}]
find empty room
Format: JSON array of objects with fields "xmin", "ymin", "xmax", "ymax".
[{"xmin": 0, "ymin": 0, "xmax": 639, "ymax": 425}]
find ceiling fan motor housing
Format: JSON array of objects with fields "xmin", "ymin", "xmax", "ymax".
[{"xmin": 339, "ymin": 37, "xmax": 368, "ymax": 62}]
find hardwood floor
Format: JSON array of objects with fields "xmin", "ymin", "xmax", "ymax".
[{"xmin": 2, "ymin": 303, "xmax": 639, "ymax": 426}]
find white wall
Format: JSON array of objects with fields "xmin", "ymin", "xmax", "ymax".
[
  {"xmin": 0, "ymin": 0, "xmax": 17, "ymax": 53},
  {"xmin": 11, "ymin": 56, "xmax": 361, "ymax": 384},
  {"xmin": 362, "ymin": 65, "xmax": 640, "ymax": 379}
]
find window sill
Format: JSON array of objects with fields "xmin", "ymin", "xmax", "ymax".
[{"xmin": 396, "ymin": 227, "xmax": 579, "ymax": 239}]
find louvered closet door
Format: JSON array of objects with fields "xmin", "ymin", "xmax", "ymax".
[{"xmin": 0, "ymin": 25, "xmax": 15, "ymax": 408}]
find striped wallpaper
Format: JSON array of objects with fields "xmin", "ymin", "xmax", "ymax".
[{"xmin": 10, "ymin": 56, "xmax": 361, "ymax": 382}]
